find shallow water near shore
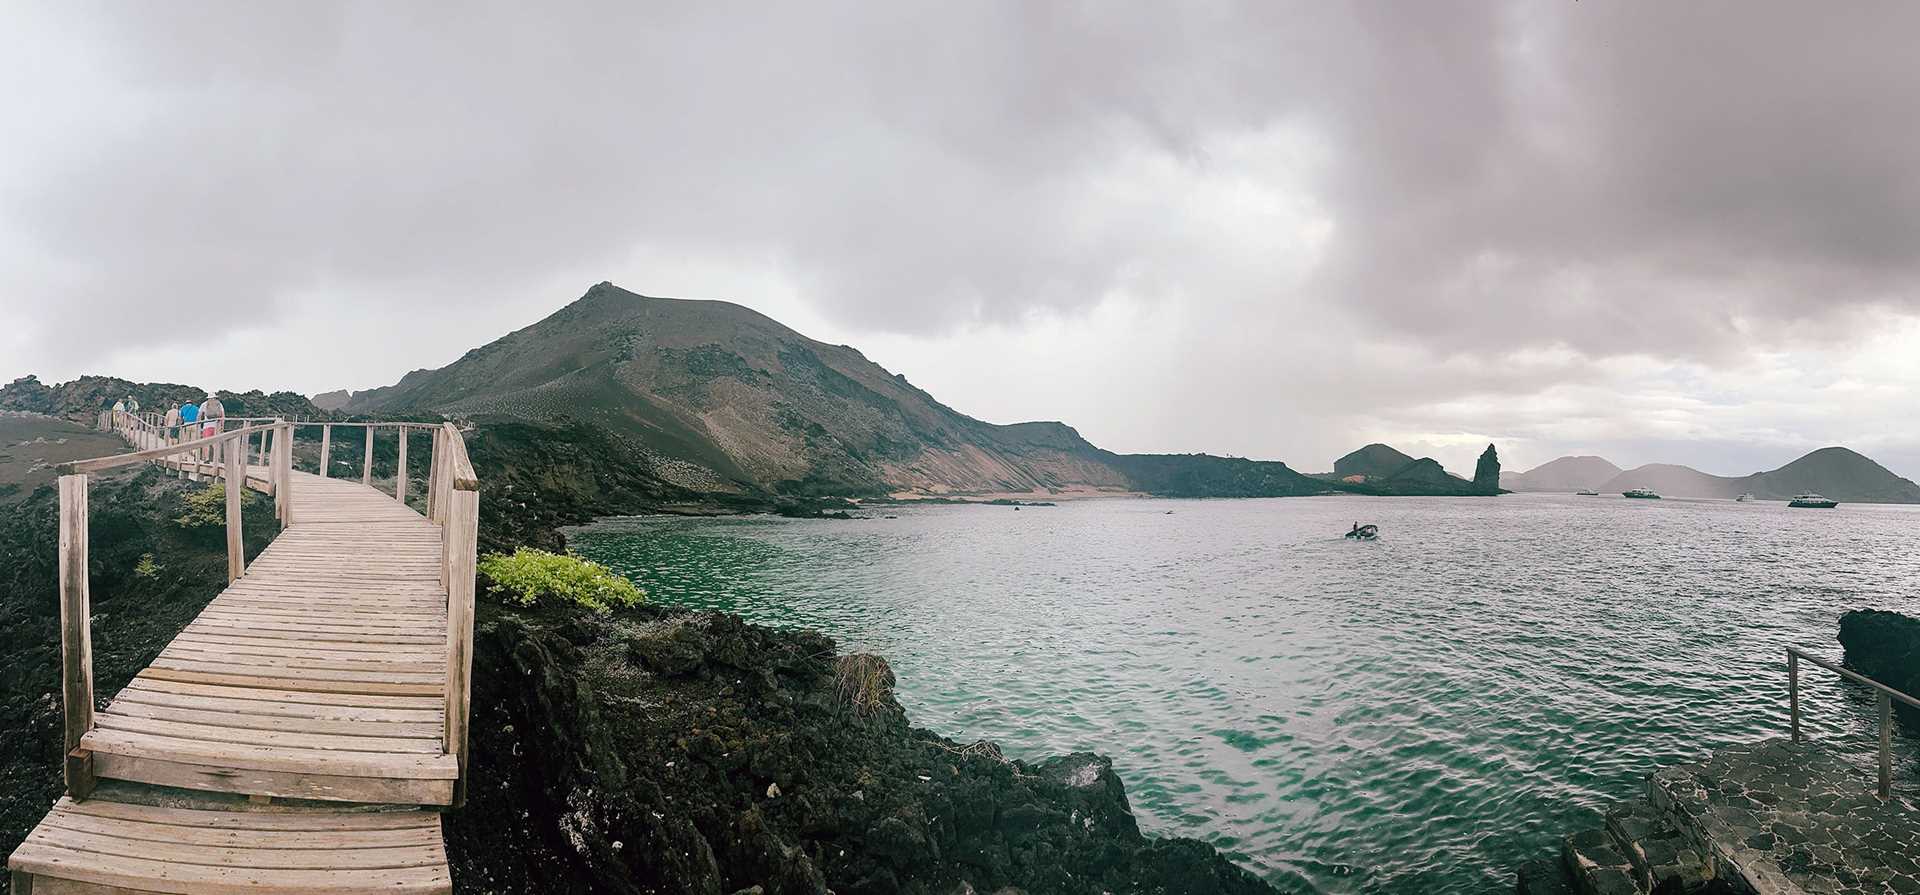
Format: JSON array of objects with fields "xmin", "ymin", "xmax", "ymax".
[{"xmin": 570, "ymin": 494, "xmax": 1920, "ymax": 893}]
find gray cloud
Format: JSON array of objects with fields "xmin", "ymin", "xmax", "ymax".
[
  {"xmin": 1314, "ymin": 3, "xmax": 1920, "ymax": 360},
  {"xmin": 6, "ymin": 2, "xmax": 1920, "ymax": 476}
]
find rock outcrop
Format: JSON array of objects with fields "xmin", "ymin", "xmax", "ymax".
[
  {"xmin": 448, "ymin": 602, "xmax": 1276, "ymax": 894},
  {"xmin": 310, "ymin": 389, "xmax": 353, "ymax": 411},
  {"xmin": 1838, "ymin": 609, "xmax": 1920, "ymax": 721},
  {"xmin": 1318, "ymin": 444, "xmax": 1496, "ymax": 496},
  {"xmin": 1472, "ymin": 444, "xmax": 1500, "ymax": 494}
]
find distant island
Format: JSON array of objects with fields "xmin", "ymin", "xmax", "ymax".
[
  {"xmin": 1501, "ymin": 448, "xmax": 1920, "ymax": 503},
  {"xmin": 1308, "ymin": 442, "xmax": 1503, "ymax": 496}
]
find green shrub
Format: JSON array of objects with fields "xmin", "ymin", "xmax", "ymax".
[
  {"xmin": 478, "ymin": 547, "xmax": 644, "ymax": 612},
  {"xmin": 133, "ymin": 553, "xmax": 162, "ymax": 579},
  {"xmin": 172, "ymin": 483, "xmax": 249, "ymax": 528}
]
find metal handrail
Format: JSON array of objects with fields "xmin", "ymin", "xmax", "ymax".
[{"xmin": 1787, "ymin": 646, "xmax": 1920, "ymax": 799}]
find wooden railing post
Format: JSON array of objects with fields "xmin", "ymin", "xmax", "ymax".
[
  {"xmin": 395, "ymin": 426, "xmax": 409, "ymax": 504},
  {"xmin": 275, "ymin": 421, "xmax": 293, "ymax": 524},
  {"xmin": 58, "ymin": 474, "xmax": 96, "ymax": 800},
  {"xmin": 426, "ymin": 428, "xmax": 439, "ymax": 522},
  {"xmin": 363, "ymin": 426, "xmax": 375, "ymax": 486},
  {"xmin": 319, "ymin": 424, "xmax": 333, "ymax": 478},
  {"xmin": 444, "ymin": 484, "xmax": 478, "ymax": 807},
  {"xmin": 225, "ymin": 435, "xmax": 245, "ymax": 583}
]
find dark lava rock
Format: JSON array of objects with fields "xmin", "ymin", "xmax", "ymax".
[
  {"xmin": 1473, "ymin": 444, "xmax": 1501, "ymax": 494},
  {"xmin": 772, "ymin": 497, "xmax": 859, "ymax": 520},
  {"xmin": 1838, "ymin": 609, "xmax": 1920, "ymax": 722},
  {"xmin": 445, "ymin": 602, "xmax": 1275, "ymax": 895}
]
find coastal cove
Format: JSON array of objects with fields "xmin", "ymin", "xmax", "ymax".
[{"xmin": 570, "ymin": 494, "xmax": 1920, "ymax": 894}]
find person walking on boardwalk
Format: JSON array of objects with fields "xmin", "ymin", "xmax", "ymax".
[
  {"xmin": 164, "ymin": 404, "xmax": 182, "ymax": 445},
  {"xmin": 178, "ymin": 400, "xmax": 200, "ymax": 472},
  {"xmin": 198, "ymin": 393, "xmax": 225, "ymax": 463},
  {"xmin": 125, "ymin": 394, "xmax": 139, "ymax": 414},
  {"xmin": 110, "ymin": 398, "xmax": 126, "ymax": 433}
]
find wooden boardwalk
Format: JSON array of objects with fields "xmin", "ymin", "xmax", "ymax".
[{"xmin": 9, "ymin": 418, "xmax": 476, "ymax": 895}]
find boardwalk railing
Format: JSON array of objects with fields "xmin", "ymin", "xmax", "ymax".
[
  {"xmin": 59, "ymin": 418, "xmax": 284, "ymax": 797},
  {"xmin": 1787, "ymin": 646, "xmax": 1920, "ymax": 799},
  {"xmin": 65, "ymin": 411, "xmax": 481, "ymax": 804},
  {"xmin": 278, "ymin": 421, "xmax": 451, "ymax": 508}
]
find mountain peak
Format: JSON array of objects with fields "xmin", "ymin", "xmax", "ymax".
[
  {"xmin": 1587, "ymin": 446, "xmax": 1920, "ymax": 502},
  {"xmin": 1501, "ymin": 454, "xmax": 1625, "ymax": 492},
  {"xmin": 1333, "ymin": 443, "xmax": 1417, "ymax": 479}
]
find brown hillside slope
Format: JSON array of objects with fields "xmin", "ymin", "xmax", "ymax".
[{"xmin": 352, "ymin": 283, "xmax": 1134, "ymax": 496}]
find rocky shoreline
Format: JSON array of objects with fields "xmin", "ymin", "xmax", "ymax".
[
  {"xmin": 1519, "ymin": 608, "xmax": 1920, "ymax": 894},
  {"xmin": 449, "ymin": 601, "xmax": 1275, "ymax": 894}
]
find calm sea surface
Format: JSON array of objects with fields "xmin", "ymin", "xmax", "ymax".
[{"xmin": 568, "ymin": 494, "xmax": 1920, "ymax": 893}]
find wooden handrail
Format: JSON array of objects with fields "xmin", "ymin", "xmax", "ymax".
[
  {"xmin": 442, "ymin": 470, "xmax": 478, "ymax": 808},
  {"xmin": 60, "ymin": 420, "xmax": 274, "ymax": 797},
  {"xmin": 60, "ymin": 422, "xmax": 279, "ymax": 475},
  {"xmin": 1787, "ymin": 646, "xmax": 1920, "ymax": 800},
  {"xmin": 442, "ymin": 422, "xmax": 478, "ymax": 492}
]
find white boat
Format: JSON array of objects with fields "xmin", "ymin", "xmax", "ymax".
[
  {"xmin": 1575, "ymin": 489, "xmax": 1599, "ymax": 496},
  {"xmin": 1736, "ymin": 493, "xmax": 1755, "ymax": 502},
  {"xmin": 1623, "ymin": 488, "xmax": 1661, "ymax": 500}
]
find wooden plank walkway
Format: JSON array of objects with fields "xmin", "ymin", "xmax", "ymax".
[
  {"xmin": 82, "ymin": 472, "xmax": 457, "ymax": 806},
  {"xmin": 10, "ymin": 420, "xmax": 477, "ymax": 895}
]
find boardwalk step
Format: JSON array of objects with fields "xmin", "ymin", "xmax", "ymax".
[
  {"xmin": 7, "ymin": 797, "xmax": 450, "ymax": 895},
  {"xmin": 82, "ymin": 729, "xmax": 457, "ymax": 806}
]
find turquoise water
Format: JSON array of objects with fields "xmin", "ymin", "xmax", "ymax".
[{"xmin": 568, "ymin": 495, "xmax": 1920, "ymax": 893}]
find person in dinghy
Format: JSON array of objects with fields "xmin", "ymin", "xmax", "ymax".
[{"xmin": 1346, "ymin": 522, "xmax": 1379, "ymax": 540}]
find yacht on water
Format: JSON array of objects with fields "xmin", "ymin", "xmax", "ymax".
[
  {"xmin": 1736, "ymin": 493, "xmax": 1755, "ymax": 502},
  {"xmin": 1575, "ymin": 489, "xmax": 1600, "ymax": 496},
  {"xmin": 1788, "ymin": 492, "xmax": 1839, "ymax": 509},
  {"xmin": 1623, "ymin": 488, "xmax": 1661, "ymax": 499}
]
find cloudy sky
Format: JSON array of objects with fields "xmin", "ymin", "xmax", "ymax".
[{"xmin": 7, "ymin": 2, "xmax": 1920, "ymax": 477}]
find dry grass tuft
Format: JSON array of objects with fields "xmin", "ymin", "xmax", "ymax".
[{"xmin": 834, "ymin": 653, "xmax": 896, "ymax": 717}]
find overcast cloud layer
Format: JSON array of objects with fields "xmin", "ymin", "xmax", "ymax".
[{"xmin": 7, "ymin": 2, "xmax": 1920, "ymax": 477}]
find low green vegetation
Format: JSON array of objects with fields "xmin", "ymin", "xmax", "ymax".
[
  {"xmin": 171, "ymin": 483, "xmax": 251, "ymax": 528},
  {"xmin": 477, "ymin": 547, "xmax": 644, "ymax": 612}
]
